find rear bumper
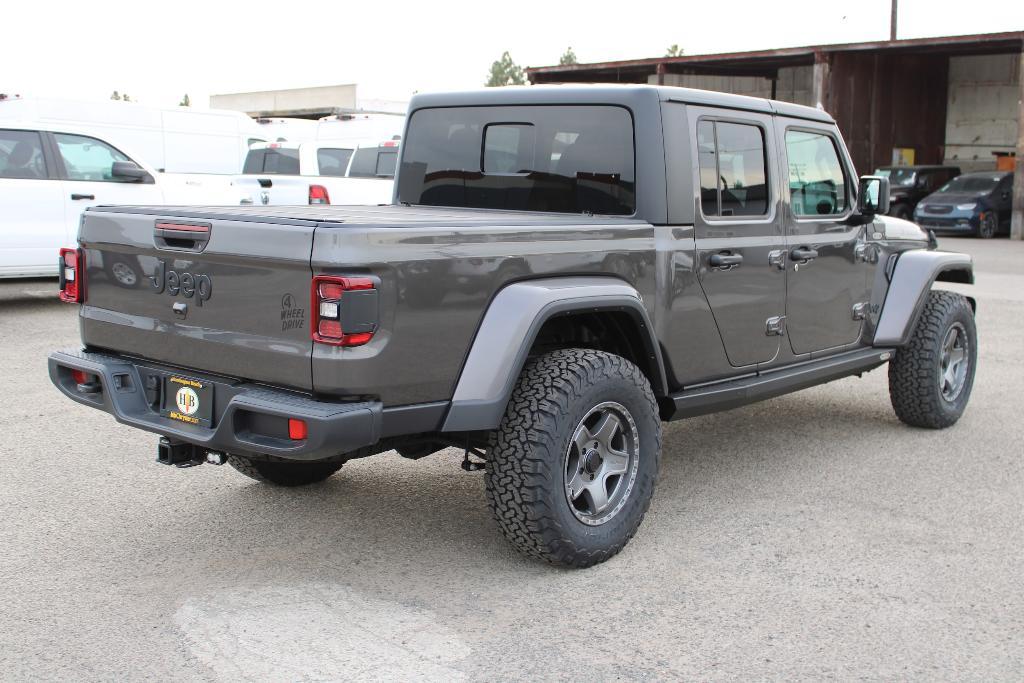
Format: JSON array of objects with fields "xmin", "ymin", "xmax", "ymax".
[{"xmin": 48, "ymin": 348, "xmax": 382, "ymax": 461}]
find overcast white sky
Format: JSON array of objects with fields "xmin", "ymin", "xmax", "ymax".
[{"xmin": 3, "ymin": 0, "xmax": 1022, "ymax": 108}]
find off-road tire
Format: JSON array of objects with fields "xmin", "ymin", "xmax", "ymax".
[
  {"xmin": 227, "ymin": 455, "xmax": 343, "ymax": 486},
  {"xmin": 485, "ymin": 348, "xmax": 661, "ymax": 568},
  {"xmin": 889, "ymin": 290, "xmax": 977, "ymax": 429}
]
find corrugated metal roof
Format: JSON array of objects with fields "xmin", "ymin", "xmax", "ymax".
[{"xmin": 527, "ymin": 31, "xmax": 1024, "ymax": 81}]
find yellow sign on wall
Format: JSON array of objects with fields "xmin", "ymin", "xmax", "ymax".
[{"xmin": 891, "ymin": 147, "xmax": 916, "ymax": 166}]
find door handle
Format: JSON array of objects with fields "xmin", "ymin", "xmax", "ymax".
[
  {"xmin": 790, "ymin": 247, "xmax": 819, "ymax": 262},
  {"xmin": 70, "ymin": 193, "xmax": 95, "ymax": 201},
  {"xmin": 709, "ymin": 252, "xmax": 743, "ymax": 269}
]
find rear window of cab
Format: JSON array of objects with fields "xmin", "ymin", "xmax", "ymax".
[{"xmin": 397, "ymin": 105, "xmax": 635, "ymax": 215}]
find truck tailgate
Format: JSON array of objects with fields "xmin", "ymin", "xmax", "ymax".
[{"xmin": 79, "ymin": 209, "xmax": 317, "ymax": 391}]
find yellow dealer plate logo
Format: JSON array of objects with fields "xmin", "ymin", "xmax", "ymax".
[{"xmin": 175, "ymin": 386, "xmax": 200, "ymax": 416}]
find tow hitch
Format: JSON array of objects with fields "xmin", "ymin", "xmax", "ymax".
[{"xmin": 156, "ymin": 438, "xmax": 226, "ymax": 468}]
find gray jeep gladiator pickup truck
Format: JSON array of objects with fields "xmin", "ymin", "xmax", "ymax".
[{"xmin": 50, "ymin": 86, "xmax": 977, "ymax": 568}]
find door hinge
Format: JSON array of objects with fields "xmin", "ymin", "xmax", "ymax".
[
  {"xmin": 768, "ymin": 249, "xmax": 787, "ymax": 270},
  {"xmin": 854, "ymin": 244, "xmax": 877, "ymax": 263},
  {"xmin": 852, "ymin": 302, "xmax": 868, "ymax": 321},
  {"xmin": 766, "ymin": 315, "xmax": 786, "ymax": 336}
]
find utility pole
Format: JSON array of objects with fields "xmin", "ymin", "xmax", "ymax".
[{"xmin": 890, "ymin": 0, "xmax": 898, "ymax": 41}]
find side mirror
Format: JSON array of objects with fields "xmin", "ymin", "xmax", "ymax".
[
  {"xmin": 111, "ymin": 160, "xmax": 153, "ymax": 183},
  {"xmin": 858, "ymin": 175, "xmax": 890, "ymax": 216}
]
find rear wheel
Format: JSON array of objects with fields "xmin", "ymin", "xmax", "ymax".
[
  {"xmin": 485, "ymin": 348, "xmax": 661, "ymax": 568},
  {"xmin": 888, "ymin": 290, "xmax": 977, "ymax": 429},
  {"xmin": 227, "ymin": 455, "xmax": 343, "ymax": 486}
]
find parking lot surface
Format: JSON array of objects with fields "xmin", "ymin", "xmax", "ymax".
[{"xmin": 1, "ymin": 236, "xmax": 1022, "ymax": 680}]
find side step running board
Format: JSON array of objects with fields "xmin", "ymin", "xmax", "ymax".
[{"xmin": 666, "ymin": 347, "xmax": 894, "ymax": 420}]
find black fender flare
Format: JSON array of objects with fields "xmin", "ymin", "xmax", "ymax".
[
  {"xmin": 441, "ymin": 277, "xmax": 666, "ymax": 432},
  {"xmin": 873, "ymin": 250, "xmax": 974, "ymax": 347}
]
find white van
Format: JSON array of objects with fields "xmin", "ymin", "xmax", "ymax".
[
  {"xmin": 0, "ymin": 122, "xmax": 245, "ymax": 278},
  {"xmin": 0, "ymin": 96, "xmax": 267, "ymax": 174},
  {"xmin": 253, "ymin": 113, "xmax": 404, "ymax": 146}
]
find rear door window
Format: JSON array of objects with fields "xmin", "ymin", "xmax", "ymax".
[
  {"xmin": 697, "ymin": 120, "xmax": 768, "ymax": 217},
  {"xmin": 0, "ymin": 129, "xmax": 49, "ymax": 180},
  {"xmin": 785, "ymin": 130, "xmax": 848, "ymax": 216},
  {"xmin": 398, "ymin": 105, "xmax": 635, "ymax": 215}
]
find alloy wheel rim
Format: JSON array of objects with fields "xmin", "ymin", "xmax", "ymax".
[
  {"xmin": 564, "ymin": 401, "xmax": 640, "ymax": 526},
  {"xmin": 939, "ymin": 322, "xmax": 969, "ymax": 402}
]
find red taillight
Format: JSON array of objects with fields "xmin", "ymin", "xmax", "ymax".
[
  {"xmin": 71, "ymin": 369, "xmax": 89, "ymax": 384},
  {"xmin": 309, "ymin": 184, "xmax": 330, "ymax": 205},
  {"xmin": 288, "ymin": 418, "xmax": 308, "ymax": 440},
  {"xmin": 58, "ymin": 248, "xmax": 84, "ymax": 303},
  {"xmin": 311, "ymin": 276, "xmax": 376, "ymax": 346}
]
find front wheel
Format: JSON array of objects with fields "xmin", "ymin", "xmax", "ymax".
[
  {"xmin": 888, "ymin": 291, "xmax": 977, "ymax": 429},
  {"xmin": 485, "ymin": 348, "xmax": 661, "ymax": 568},
  {"xmin": 892, "ymin": 204, "xmax": 912, "ymax": 221},
  {"xmin": 977, "ymin": 212, "xmax": 998, "ymax": 239},
  {"xmin": 227, "ymin": 455, "xmax": 344, "ymax": 486}
]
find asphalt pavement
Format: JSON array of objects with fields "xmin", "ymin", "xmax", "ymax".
[{"xmin": 1, "ymin": 236, "xmax": 1021, "ymax": 680}]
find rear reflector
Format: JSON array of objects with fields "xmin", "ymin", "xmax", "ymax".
[
  {"xmin": 288, "ymin": 418, "xmax": 308, "ymax": 440},
  {"xmin": 71, "ymin": 369, "xmax": 89, "ymax": 385},
  {"xmin": 311, "ymin": 276, "xmax": 377, "ymax": 346},
  {"xmin": 58, "ymin": 248, "xmax": 84, "ymax": 303}
]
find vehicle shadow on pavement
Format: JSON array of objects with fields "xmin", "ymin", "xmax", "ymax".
[{"xmin": 173, "ymin": 377, "xmax": 904, "ymax": 574}]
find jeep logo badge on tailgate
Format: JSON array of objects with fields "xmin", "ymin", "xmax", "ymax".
[{"xmin": 150, "ymin": 260, "xmax": 212, "ymax": 306}]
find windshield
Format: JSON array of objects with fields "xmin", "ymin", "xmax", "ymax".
[
  {"xmin": 937, "ymin": 175, "xmax": 1000, "ymax": 194},
  {"xmin": 874, "ymin": 168, "xmax": 916, "ymax": 187},
  {"xmin": 397, "ymin": 105, "xmax": 636, "ymax": 215}
]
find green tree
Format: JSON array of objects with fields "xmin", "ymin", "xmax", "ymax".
[
  {"xmin": 179, "ymin": 94, "xmax": 191, "ymax": 107},
  {"xmin": 665, "ymin": 44, "xmax": 684, "ymax": 57},
  {"xmin": 559, "ymin": 46, "xmax": 578, "ymax": 66},
  {"xmin": 485, "ymin": 51, "xmax": 526, "ymax": 87}
]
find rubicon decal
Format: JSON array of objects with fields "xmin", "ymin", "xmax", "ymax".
[{"xmin": 150, "ymin": 260, "xmax": 212, "ymax": 306}]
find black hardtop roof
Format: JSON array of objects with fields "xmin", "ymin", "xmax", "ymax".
[{"xmin": 407, "ymin": 84, "xmax": 834, "ymax": 124}]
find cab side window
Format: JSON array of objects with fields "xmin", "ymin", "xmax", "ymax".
[
  {"xmin": 54, "ymin": 133, "xmax": 131, "ymax": 182},
  {"xmin": 0, "ymin": 129, "xmax": 48, "ymax": 180},
  {"xmin": 785, "ymin": 130, "xmax": 847, "ymax": 216},
  {"xmin": 697, "ymin": 120, "xmax": 768, "ymax": 218}
]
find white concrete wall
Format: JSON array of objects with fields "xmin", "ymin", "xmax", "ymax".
[
  {"xmin": 210, "ymin": 84, "xmax": 358, "ymax": 116},
  {"xmin": 944, "ymin": 54, "xmax": 1020, "ymax": 172},
  {"xmin": 648, "ymin": 66, "xmax": 814, "ymax": 106}
]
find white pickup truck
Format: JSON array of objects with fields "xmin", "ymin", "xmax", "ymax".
[
  {"xmin": 0, "ymin": 121, "xmax": 246, "ymax": 278},
  {"xmin": 234, "ymin": 140, "xmax": 396, "ymax": 206}
]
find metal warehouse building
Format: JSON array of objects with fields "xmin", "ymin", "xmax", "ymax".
[{"xmin": 527, "ymin": 32, "xmax": 1024, "ymax": 239}]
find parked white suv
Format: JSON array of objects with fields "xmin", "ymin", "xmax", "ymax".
[{"xmin": 0, "ymin": 122, "xmax": 244, "ymax": 278}]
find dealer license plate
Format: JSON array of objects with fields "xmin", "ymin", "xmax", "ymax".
[{"xmin": 162, "ymin": 375, "xmax": 213, "ymax": 426}]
